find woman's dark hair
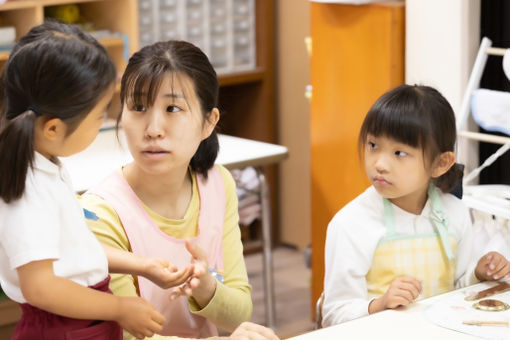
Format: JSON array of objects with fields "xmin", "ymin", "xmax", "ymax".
[
  {"xmin": 119, "ymin": 40, "xmax": 219, "ymax": 178},
  {"xmin": 0, "ymin": 21, "xmax": 116, "ymax": 203},
  {"xmin": 358, "ymin": 84, "xmax": 463, "ymax": 193}
]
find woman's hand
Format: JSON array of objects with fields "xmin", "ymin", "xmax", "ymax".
[
  {"xmin": 228, "ymin": 322, "xmax": 279, "ymax": 340},
  {"xmin": 369, "ymin": 276, "xmax": 422, "ymax": 313},
  {"xmin": 116, "ymin": 296, "xmax": 165, "ymax": 339},
  {"xmin": 475, "ymin": 251, "xmax": 510, "ymax": 281},
  {"xmin": 142, "ymin": 257, "xmax": 194, "ymax": 289},
  {"xmin": 169, "ymin": 240, "xmax": 217, "ymax": 308}
]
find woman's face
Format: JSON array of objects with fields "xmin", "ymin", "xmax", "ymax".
[{"xmin": 121, "ymin": 72, "xmax": 217, "ymax": 175}]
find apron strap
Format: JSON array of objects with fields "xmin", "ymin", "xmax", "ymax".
[
  {"xmin": 428, "ymin": 183, "xmax": 454, "ymax": 260},
  {"xmin": 383, "ymin": 198, "xmax": 396, "ymax": 236},
  {"xmin": 382, "ymin": 184, "xmax": 454, "ymax": 260}
]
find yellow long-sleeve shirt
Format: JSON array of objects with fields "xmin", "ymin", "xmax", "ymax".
[{"xmin": 80, "ymin": 165, "xmax": 252, "ymax": 340}]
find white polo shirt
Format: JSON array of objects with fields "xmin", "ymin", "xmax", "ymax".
[
  {"xmin": 0, "ymin": 152, "xmax": 108, "ymax": 303},
  {"xmin": 322, "ymin": 186, "xmax": 479, "ymax": 327}
]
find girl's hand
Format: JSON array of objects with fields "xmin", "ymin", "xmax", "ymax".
[
  {"xmin": 229, "ymin": 322, "xmax": 280, "ymax": 340},
  {"xmin": 369, "ymin": 276, "xmax": 422, "ymax": 313},
  {"xmin": 142, "ymin": 257, "xmax": 194, "ymax": 289},
  {"xmin": 475, "ymin": 251, "xmax": 510, "ymax": 281},
  {"xmin": 117, "ymin": 296, "xmax": 165, "ymax": 339},
  {"xmin": 169, "ymin": 241, "xmax": 217, "ymax": 308}
]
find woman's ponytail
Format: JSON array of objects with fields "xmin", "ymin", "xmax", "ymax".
[
  {"xmin": 433, "ymin": 162, "xmax": 464, "ymax": 194},
  {"xmin": 190, "ymin": 131, "xmax": 219, "ymax": 179},
  {"xmin": 0, "ymin": 110, "xmax": 37, "ymax": 203}
]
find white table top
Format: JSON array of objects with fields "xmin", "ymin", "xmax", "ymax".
[
  {"xmin": 61, "ymin": 129, "xmax": 288, "ymax": 193},
  {"xmin": 289, "ymin": 283, "xmax": 505, "ymax": 340}
]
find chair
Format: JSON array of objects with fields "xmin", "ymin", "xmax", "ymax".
[{"xmin": 315, "ymin": 291, "xmax": 325, "ymax": 329}]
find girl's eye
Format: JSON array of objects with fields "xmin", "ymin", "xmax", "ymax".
[
  {"xmin": 368, "ymin": 141, "xmax": 377, "ymax": 150},
  {"xmin": 132, "ymin": 104, "xmax": 146, "ymax": 112},
  {"xmin": 166, "ymin": 105, "xmax": 181, "ymax": 113},
  {"xmin": 395, "ymin": 150, "xmax": 408, "ymax": 157}
]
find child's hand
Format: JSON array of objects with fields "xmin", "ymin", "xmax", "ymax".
[
  {"xmin": 142, "ymin": 257, "xmax": 194, "ymax": 289},
  {"xmin": 117, "ymin": 296, "xmax": 165, "ymax": 339},
  {"xmin": 369, "ymin": 276, "xmax": 422, "ymax": 314},
  {"xmin": 229, "ymin": 322, "xmax": 280, "ymax": 340},
  {"xmin": 169, "ymin": 241, "xmax": 217, "ymax": 308},
  {"xmin": 475, "ymin": 251, "xmax": 510, "ymax": 281}
]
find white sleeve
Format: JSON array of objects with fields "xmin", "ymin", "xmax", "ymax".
[
  {"xmin": 321, "ymin": 213, "xmax": 377, "ymax": 327},
  {"xmin": 1, "ymin": 178, "xmax": 61, "ymax": 269},
  {"xmin": 484, "ymin": 235, "xmax": 510, "ymax": 260},
  {"xmin": 454, "ymin": 203, "xmax": 478, "ymax": 288}
]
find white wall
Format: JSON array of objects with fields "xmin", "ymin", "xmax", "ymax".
[{"xmin": 406, "ymin": 0, "xmax": 481, "ymax": 171}]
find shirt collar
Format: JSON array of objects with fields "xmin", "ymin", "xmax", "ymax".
[{"xmin": 33, "ymin": 152, "xmax": 61, "ymax": 176}]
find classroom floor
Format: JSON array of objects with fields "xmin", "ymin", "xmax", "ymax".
[{"xmin": 245, "ymin": 246, "xmax": 314, "ymax": 339}]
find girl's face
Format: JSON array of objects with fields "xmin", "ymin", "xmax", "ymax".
[
  {"xmin": 121, "ymin": 72, "xmax": 218, "ymax": 175},
  {"xmin": 364, "ymin": 134, "xmax": 433, "ymax": 207},
  {"xmin": 37, "ymin": 84, "xmax": 114, "ymax": 159}
]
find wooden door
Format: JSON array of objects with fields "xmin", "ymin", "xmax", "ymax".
[{"xmin": 310, "ymin": 1, "xmax": 405, "ymax": 315}]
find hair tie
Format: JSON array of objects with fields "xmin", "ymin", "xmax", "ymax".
[{"xmin": 27, "ymin": 104, "xmax": 42, "ymax": 116}]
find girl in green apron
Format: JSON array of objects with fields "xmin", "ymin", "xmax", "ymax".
[{"xmin": 322, "ymin": 84, "xmax": 510, "ymax": 327}]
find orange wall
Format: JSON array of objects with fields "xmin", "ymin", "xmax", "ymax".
[{"xmin": 310, "ymin": 2, "xmax": 405, "ymax": 313}]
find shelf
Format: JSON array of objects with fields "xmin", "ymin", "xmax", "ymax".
[
  {"xmin": 0, "ymin": 1, "xmax": 37, "ymax": 11},
  {"xmin": 0, "ymin": 36, "xmax": 124, "ymax": 63},
  {"xmin": 0, "ymin": 51, "xmax": 8, "ymax": 62},
  {"xmin": 37, "ymin": 0, "xmax": 104, "ymax": 6},
  {"xmin": 98, "ymin": 36, "xmax": 124, "ymax": 49},
  {"xmin": 0, "ymin": 0, "xmax": 102, "ymax": 11},
  {"xmin": 218, "ymin": 68, "xmax": 265, "ymax": 87}
]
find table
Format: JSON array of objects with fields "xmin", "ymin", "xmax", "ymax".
[
  {"xmin": 61, "ymin": 129, "xmax": 288, "ymax": 329},
  {"xmin": 288, "ymin": 282, "xmax": 508, "ymax": 340}
]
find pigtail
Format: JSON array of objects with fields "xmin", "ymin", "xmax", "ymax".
[
  {"xmin": 433, "ymin": 162, "xmax": 464, "ymax": 194},
  {"xmin": 190, "ymin": 131, "xmax": 219, "ymax": 179},
  {"xmin": 0, "ymin": 110, "xmax": 37, "ymax": 203}
]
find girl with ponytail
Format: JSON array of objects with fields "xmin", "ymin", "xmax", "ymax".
[
  {"xmin": 321, "ymin": 84, "xmax": 510, "ymax": 327},
  {"xmin": 0, "ymin": 22, "xmax": 198, "ymax": 340}
]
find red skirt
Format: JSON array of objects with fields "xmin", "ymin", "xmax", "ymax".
[{"xmin": 12, "ymin": 276, "xmax": 122, "ymax": 340}]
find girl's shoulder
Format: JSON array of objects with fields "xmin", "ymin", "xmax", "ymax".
[
  {"xmin": 437, "ymin": 189, "xmax": 471, "ymax": 222},
  {"xmin": 329, "ymin": 186, "xmax": 384, "ymax": 230}
]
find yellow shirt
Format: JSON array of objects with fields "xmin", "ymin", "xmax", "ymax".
[{"xmin": 80, "ymin": 165, "xmax": 252, "ymax": 340}]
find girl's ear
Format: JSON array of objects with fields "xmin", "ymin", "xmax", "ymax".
[
  {"xmin": 201, "ymin": 107, "xmax": 219, "ymax": 140},
  {"xmin": 41, "ymin": 117, "xmax": 67, "ymax": 141},
  {"xmin": 431, "ymin": 151, "xmax": 456, "ymax": 178}
]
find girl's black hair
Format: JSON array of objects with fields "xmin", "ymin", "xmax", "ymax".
[
  {"xmin": 358, "ymin": 84, "xmax": 463, "ymax": 193},
  {"xmin": 119, "ymin": 40, "xmax": 219, "ymax": 178},
  {"xmin": 0, "ymin": 21, "xmax": 116, "ymax": 203}
]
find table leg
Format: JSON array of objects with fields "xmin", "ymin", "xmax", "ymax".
[{"xmin": 256, "ymin": 167, "xmax": 276, "ymax": 329}]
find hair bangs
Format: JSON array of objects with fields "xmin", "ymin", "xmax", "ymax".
[
  {"xmin": 359, "ymin": 87, "xmax": 434, "ymax": 155},
  {"xmin": 121, "ymin": 62, "xmax": 167, "ymax": 109},
  {"xmin": 362, "ymin": 106, "xmax": 429, "ymax": 148}
]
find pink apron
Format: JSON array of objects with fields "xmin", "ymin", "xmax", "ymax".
[
  {"xmin": 88, "ymin": 167, "xmax": 225, "ymax": 338},
  {"xmin": 13, "ymin": 276, "xmax": 122, "ymax": 340}
]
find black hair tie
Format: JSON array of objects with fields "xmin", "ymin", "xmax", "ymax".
[{"xmin": 27, "ymin": 104, "xmax": 42, "ymax": 116}]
